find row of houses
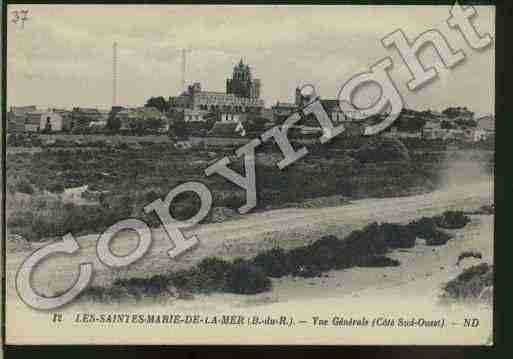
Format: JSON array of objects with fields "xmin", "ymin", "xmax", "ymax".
[
  {"xmin": 382, "ymin": 114, "xmax": 494, "ymax": 142},
  {"xmin": 7, "ymin": 106, "xmax": 171, "ymax": 134},
  {"xmin": 8, "ymin": 101, "xmax": 494, "ymax": 142},
  {"xmin": 113, "ymin": 106, "xmax": 169, "ymax": 132},
  {"xmin": 7, "ymin": 106, "xmax": 68, "ymax": 133},
  {"xmin": 269, "ymin": 99, "xmax": 494, "ymax": 142},
  {"xmin": 7, "ymin": 104, "xmax": 248, "ymax": 136},
  {"xmin": 7, "ymin": 106, "xmax": 109, "ymax": 133}
]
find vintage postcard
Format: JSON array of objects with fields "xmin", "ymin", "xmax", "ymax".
[{"xmin": 3, "ymin": 3, "xmax": 495, "ymax": 345}]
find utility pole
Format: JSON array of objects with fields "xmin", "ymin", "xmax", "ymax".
[
  {"xmin": 181, "ymin": 48, "xmax": 186, "ymax": 91},
  {"xmin": 112, "ymin": 42, "xmax": 118, "ymax": 107}
]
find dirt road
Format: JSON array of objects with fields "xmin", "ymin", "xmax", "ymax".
[{"xmin": 5, "ymin": 180, "xmax": 493, "ymax": 299}]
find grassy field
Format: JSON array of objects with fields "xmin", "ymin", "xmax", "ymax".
[{"xmin": 5, "ymin": 135, "xmax": 494, "ymax": 241}]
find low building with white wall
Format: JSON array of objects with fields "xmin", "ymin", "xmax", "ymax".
[{"xmin": 39, "ymin": 111, "xmax": 65, "ymax": 132}]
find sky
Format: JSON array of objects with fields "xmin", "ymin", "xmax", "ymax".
[{"xmin": 7, "ymin": 4, "xmax": 495, "ymax": 116}]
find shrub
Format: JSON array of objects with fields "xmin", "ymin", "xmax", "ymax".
[
  {"xmin": 206, "ymin": 207, "xmax": 240, "ymax": 223},
  {"xmin": 172, "ymin": 203, "xmax": 201, "ymax": 221},
  {"xmin": 143, "ymin": 190, "xmax": 160, "ymax": 203},
  {"xmin": 408, "ymin": 217, "xmax": 453, "ymax": 245},
  {"xmin": 424, "ymin": 231, "xmax": 452, "ymax": 246},
  {"xmin": 353, "ymin": 138, "xmax": 410, "ymax": 163},
  {"xmin": 283, "ymin": 226, "xmax": 391, "ymax": 277},
  {"xmin": 196, "ymin": 257, "xmax": 232, "ymax": 290},
  {"xmin": 15, "ymin": 180, "xmax": 34, "ymax": 195},
  {"xmin": 54, "ymin": 139, "xmax": 70, "ymax": 147},
  {"xmin": 216, "ymin": 193, "xmax": 245, "ymax": 210},
  {"xmin": 168, "ymin": 268, "xmax": 206, "ymax": 292},
  {"xmin": 112, "ymin": 275, "xmax": 172, "ymax": 299},
  {"xmin": 409, "ymin": 217, "xmax": 438, "ymax": 238},
  {"xmin": 7, "ymin": 210, "xmax": 34, "ymax": 228},
  {"xmin": 90, "ymin": 140, "xmax": 108, "ymax": 147},
  {"xmin": 80, "ymin": 211, "xmax": 477, "ymax": 303},
  {"xmin": 117, "ymin": 142, "xmax": 130, "ymax": 150},
  {"xmin": 82, "ymin": 284, "xmax": 130, "ymax": 302},
  {"xmin": 342, "ymin": 224, "xmax": 390, "ymax": 267},
  {"xmin": 381, "ymin": 223, "xmax": 416, "ymax": 248},
  {"xmin": 435, "ymin": 211, "xmax": 470, "ymax": 229},
  {"xmin": 358, "ymin": 256, "xmax": 400, "ymax": 267},
  {"xmin": 8, "ymin": 197, "xmax": 134, "ymax": 241},
  {"xmin": 48, "ymin": 182, "xmax": 65, "ymax": 194},
  {"xmin": 251, "ymin": 248, "xmax": 293, "ymax": 277},
  {"xmin": 83, "ymin": 257, "xmax": 271, "ymax": 297},
  {"xmin": 169, "ymin": 191, "xmax": 201, "ymax": 221},
  {"xmin": 442, "ymin": 263, "xmax": 493, "ymax": 301},
  {"xmin": 249, "ymin": 225, "xmax": 397, "ymax": 280},
  {"xmin": 225, "ymin": 261, "xmax": 272, "ymax": 294}
]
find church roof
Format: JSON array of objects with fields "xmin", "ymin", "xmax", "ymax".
[{"xmin": 234, "ymin": 58, "xmax": 250, "ymax": 70}]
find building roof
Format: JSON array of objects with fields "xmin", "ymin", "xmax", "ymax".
[
  {"xmin": 73, "ymin": 107, "xmax": 101, "ymax": 114},
  {"xmin": 26, "ymin": 111, "xmax": 45, "ymax": 125},
  {"xmin": 272, "ymin": 102, "xmax": 297, "ymax": 109},
  {"xmin": 196, "ymin": 91, "xmax": 236, "ymax": 97},
  {"xmin": 50, "ymin": 108, "xmax": 71, "ymax": 116},
  {"xmin": 234, "ymin": 58, "xmax": 250, "ymax": 71},
  {"xmin": 11, "ymin": 106, "xmax": 37, "ymax": 114}
]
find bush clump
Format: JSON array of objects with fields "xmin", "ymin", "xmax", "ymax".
[
  {"xmin": 112, "ymin": 275, "xmax": 172, "ymax": 299},
  {"xmin": 195, "ymin": 257, "xmax": 233, "ymax": 290},
  {"xmin": 353, "ymin": 138, "xmax": 411, "ymax": 163},
  {"xmin": 442, "ymin": 263, "xmax": 493, "ymax": 301},
  {"xmin": 15, "ymin": 180, "xmax": 35, "ymax": 195},
  {"xmin": 82, "ymin": 284, "xmax": 130, "ymax": 302},
  {"xmin": 409, "ymin": 217, "xmax": 438, "ymax": 238},
  {"xmin": 408, "ymin": 217, "xmax": 453, "ymax": 245},
  {"xmin": 252, "ymin": 224, "xmax": 397, "ymax": 278},
  {"xmin": 424, "ymin": 231, "xmax": 453, "ymax": 246},
  {"xmin": 435, "ymin": 210, "xmax": 471, "ymax": 229},
  {"xmin": 225, "ymin": 261, "xmax": 272, "ymax": 294},
  {"xmin": 80, "ymin": 223, "xmax": 402, "ymax": 302},
  {"xmin": 251, "ymin": 248, "xmax": 294, "ymax": 277},
  {"xmin": 7, "ymin": 196, "xmax": 133, "ymax": 241},
  {"xmin": 358, "ymin": 255, "xmax": 401, "ymax": 267},
  {"xmin": 83, "ymin": 256, "xmax": 271, "ymax": 301},
  {"xmin": 80, "ymin": 210, "xmax": 472, "ymax": 303},
  {"xmin": 381, "ymin": 223, "xmax": 416, "ymax": 248},
  {"xmin": 48, "ymin": 182, "xmax": 65, "ymax": 194}
]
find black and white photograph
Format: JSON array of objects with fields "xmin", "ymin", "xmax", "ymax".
[{"xmin": 3, "ymin": 3, "xmax": 495, "ymax": 345}]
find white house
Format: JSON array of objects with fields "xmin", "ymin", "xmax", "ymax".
[
  {"xmin": 184, "ymin": 108, "xmax": 208, "ymax": 122},
  {"xmin": 467, "ymin": 128, "xmax": 488, "ymax": 142},
  {"xmin": 221, "ymin": 112, "xmax": 246, "ymax": 123},
  {"xmin": 39, "ymin": 111, "xmax": 64, "ymax": 132},
  {"xmin": 422, "ymin": 121, "xmax": 444, "ymax": 139}
]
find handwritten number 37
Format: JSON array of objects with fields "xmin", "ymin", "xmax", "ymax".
[{"xmin": 12, "ymin": 10, "xmax": 29, "ymax": 27}]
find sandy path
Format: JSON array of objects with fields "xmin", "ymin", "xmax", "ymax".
[
  {"xmin": 5, "ymin": 180, "xmax": 493, "ymax": 299},
  {"xmin": 4, "ymin": 180, "xmax": 494, "ymax": 345},
  {"xmin": 110, "ymin": 210, "xmax": 492, "ymax": 313}
]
